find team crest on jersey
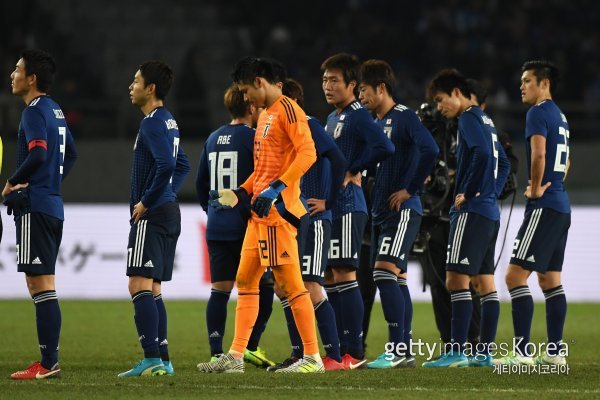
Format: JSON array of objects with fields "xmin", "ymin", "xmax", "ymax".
[
  {"xmin": 262, "ymin": 122, "xmax": 271, "ymax": 138},
  {"xmin": 333, "ymin": 122, "xmax": 344, "ymax": 139},
  {"xmin": 386, "ymin": 119, "xmax": 392, "ymax": 124},
  {"xmin": 340, "ymin": 115, "xmax": 346, "ymax": 121}
]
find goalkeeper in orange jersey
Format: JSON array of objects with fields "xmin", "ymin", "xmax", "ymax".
[{"xmin": 197, "ymin": 57, "xmax": 322, "ymax": 373}]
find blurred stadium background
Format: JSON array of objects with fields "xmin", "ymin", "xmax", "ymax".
[{"xmin": 0, "ymin": 0, "xmax": 598, "ymax": 301}]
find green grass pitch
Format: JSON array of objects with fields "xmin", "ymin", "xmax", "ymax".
[{"xmin": 1, "ymin": 300, "xmax": 599, "ymax": 399}]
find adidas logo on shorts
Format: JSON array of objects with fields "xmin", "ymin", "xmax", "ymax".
[
  {"xmin": 32, "ymin": 257, "xmax": 42, "ymax": 265},
  {"xmin": 144, "ymin": 260, "xmax": 154, "ymax": 268},
  {"xmin": 460, "ymin": 258, "xmax": 470, "ymax": 265},
  {"xmin": 400, "ymin": 254, "xmax": 405, "ymax": 260},
  {"xmin": 281, "ymin": 251, "xmax": 290, "ymax": 258},
  {"xmin": 526, "ymin": 255, "xmax": 536, "ymax": 262}
]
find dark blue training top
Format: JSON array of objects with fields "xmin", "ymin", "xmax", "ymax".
[
  {"xmin": 372, "ymin": 104, "xmax": 439, "ymax": 224},
  {"xmin": 325, "ymin": 100, "xmax": 394, "ymax": 219},
  {"xmin": 13, "ymin": 95, "xmax": 76, "ymax": 220},
  {"xmin": 452, "ymin": 105, "xmax": 510, "ymax": 221},
  {"xmin": 300, "ymin": 116, "xmax": 346, "ymax": 223},
  {"xmin": 196, "ymin": 123, "xmax": 254, "ymax": 241},
  {"xmin": 130, "ymin": 107, "xmax": 190, "ymax": 214},
  {"xmin": 525, "ymin": 100, "xmax": 570, "ymax": 214}
]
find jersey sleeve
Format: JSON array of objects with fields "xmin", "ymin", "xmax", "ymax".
[
  {"xmin": 172, "ymin": 143, "xmax": 190, "ymax": 194},
  {"xmin": 309, "ymin": 118, "xmax": 346, "ymax": 206},
  {"xmin": 21, "ymin": 106, "xmax": 48, "ymax": 143},
  {"xmin": 459, "ymin": 112, "xmax": 491, "ymax": 200},
  {"xmin": 348, "ymin": 109, "xmax": 394, "ymax": 174},
  {"xmin": 139, "ymin": 117, "xmax": 176, "ymax": 208},
  {"xmin": 525, "ymin": 106, "xmax": 548, "ymax": 139},
  {"xmin": 278, "ymin": 102, "xmax": 316, "ymax": 186},
  {"xmin": 405, "ymin": 113, "xmax": 439, "ymax": 194}
]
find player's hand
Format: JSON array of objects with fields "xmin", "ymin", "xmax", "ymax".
[
  {"xmin": 454, "ymin": 193, "xmax": 467, "ymax": 210},
  {"xmin": 388, "ymin": 189, "xmax": 411, "ymax": 212},
  {"xmin": 343, "ymin": 171, "xmax": 362, "ymax": 189},
  {"xmin": 253, "ymin": 180, "xmax": 286, "ymax": 217},
  {"xmin": 209, "ymin": 189, "xmax": 238, "ymax": 210},
  {"xmin": 307, "ymin": 198, "xmax": 326, "ymax": 216},
  {"xmin": 524, "ymin": 180, "xmax": 551, "ymax": 200},
  {"xmin": 131, "ymin": 201, "xmax": 147, "ymax": 224},
  {"xmin": 3, "ymin": 188, "xmax": 30, "ymax": 216},
  {"xmin": 2, "ymin": 181, "xmax": 29, "ymax": 197}
]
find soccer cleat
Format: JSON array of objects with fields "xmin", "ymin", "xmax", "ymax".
[
  {"xmin": 341, "ymin": 354, "xmax": 368, "ymax": 370},
  {"xmin": 244, "ymin": 347, "xmax": 275, "ymax": 368},
  {"xmin": 468, "ymin": 353, "xmax": 494, "ymax": 367},
  {"xmin": 163, "ymin": 361, "xmax": 175, "ymax": 375},
  {"xmin": 274, "ymin": 356, "xmax": 325, "ymax": 373},
  {"xmin": 11, "ymin": 361, "xmax": 61, "ymax": 380},
  {"xmin": 322, "ymin": 356, "xmax": 347, "ymax": 371},
  {"xmin": 367, "ymin": 353, "xmax": 406, "ymax": 369},
  {"xmin": 197, "ymin": 353, "xmax": 244, "ymax": 373},
  {"xmin": 493, "ymin": 353, "xmax": 534, "ymax": 366},
  {"xmin": 422, "ymin": 352, "xmax": 468, "ymax": 368},
  {"xmin": 534, "ymin": 352, "xmax": 567, "ymax": 366},
  {"xmin": 267, "ymin": 356, "xmax": 300, "ymax": 372},
  {"xmin": 118, "ymin": 358, "xmax": 166, "ymax": 377},
  {"xmin": 399, "ymin": 355, "xmax": 416, "ymax": 368}
]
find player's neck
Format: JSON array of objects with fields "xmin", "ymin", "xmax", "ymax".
[
  {"xmin": 22, "ymin": 89, "xmax": 45, "ymax": 105},
  {"xmin": 141, "ymin": 98, "xmax": 163, "ymax": 116},
  {"xmin": 264, "ymin": 87, "xmax": 282, "ymax": 109},
  {"xmin": 335, "ymin": 96, "xmax": 356, "ymax": 114},
  {"xmin": 231, "ymin": 116, "xmax": 252, "ymax": 127},
  {"xmin": 375, "ymin": 97, "xmax": 396, "ymax": 120},
  {"xmin": 534, "ymin": 94, "xmax": 552, "ymax": 105}
]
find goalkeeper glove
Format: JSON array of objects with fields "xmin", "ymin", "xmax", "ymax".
[
  {"xmin": 252, "ymin": 179, "xmax": 286, "ymax": 217},
  {"xmin": 208, "ymin": 188, "xmax": 249, "ymax": 211},
  {"xmin": 4, "ymin": 189, "xmax": 30, "ymax": 216}
]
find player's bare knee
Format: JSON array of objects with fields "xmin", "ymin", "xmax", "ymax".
[
  {"xmin": 537, "ymin": 272, "xmax": 561, "ymax": 291},
  {"xmin": 212, "ymin": 280, "xmax": 235, "ymax": 292},
  {"xmin": 304, "ymin": 282, "xmax": 324, "ymax": 304}
]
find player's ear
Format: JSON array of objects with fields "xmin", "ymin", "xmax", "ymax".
[
  {"xmin": 146, "ymin": 83, "xmax": 156, "ymax": 96},
  {"xmin": 452, "ymin": 87, "xmax": 461, "ymax": 98}
]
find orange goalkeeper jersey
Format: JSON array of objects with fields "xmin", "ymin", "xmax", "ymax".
[{"xmin": 241, "ymin": 95, "xmax": 316, "ymax": 225}]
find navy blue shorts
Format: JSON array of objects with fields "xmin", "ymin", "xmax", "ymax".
[
  {"xmin": 510, "ymin": 207, "xmax": 570, "ymax": 273},
  {"xmin": 207, "ymin": 239, "xmax": 243, "ymax": 282},
  {"xmin": 16, "ymin": 212, "xmax": 63, "ymax": 275},
  {"xmin": 126, "ymin": 202, "xmax": 181, "ymax": 282},
  {"xmin": 327, "ymin": 212, "xmax": 368, "ymax": 269},
  {"xmin": 300, "ymin": 219, "xmax": 332, "ymax": 283},
  {"xmin": 372, "ymin": 209, "xmax": 421, "ymax": 273},
  {"xmin": 446, "ymin": 212, "xmax": 499, "ymax": 275}
]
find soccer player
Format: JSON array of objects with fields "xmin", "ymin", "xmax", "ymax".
[
  {"xmin": 321, "ymin": 53, "xmax": 395, "ymax": 369},
  {"xmin": 6, "ymin": 49, "xmax": 77, "ymax": 380},
  {"xmin": 422, "ymin": 69, "xmax": 510, "ymax": 367},
  {"xmin": 357, "ymin": 60, "xmax": 439, "ymax": 369},
  {"xmin": 119, "ymin": 61, "xmax": 190, "ymax": 377},
  {"xmin": 197, "ymin": 57, "xmax": 322, "ymax": 373},
  {"xmin": 267, "ymin": 78, "xmax": 347, "ymax": 371},
  {"xmin": 196, "ymin": 84, "xmax": 275, "ymax": 368},
  {"xmin": 496, "ymin": 61, "xmax": 570, "ymax": 366}
]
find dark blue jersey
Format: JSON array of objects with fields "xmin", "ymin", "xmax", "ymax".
[
  {"xmin": 325, "ymin": 100, "xmax": 394, "ymax": 219},
  {"xmin": 196, "ymin": 123, "xmax": 254, "ymax": 240},
  {"xmin": 301, "ymin": 116, "xmax": 346, "ymax": 222},
  {"xmin": 372, "ymin": 104, "xmax": 439, "ymax": 224},
  {"xmin": 130, "ymin": 107, "xmax": 190, "ymax": 214},
  {"xmin": 453, "ymin": 106, "xmax": 510, "ymax": 221},
  {"xmin": 14, "ymin": 95, "xmax": 76, "ymax": 220},
  {"xmin": 525, "ymin": 100, "xmax": 570, "ymax": 213}
]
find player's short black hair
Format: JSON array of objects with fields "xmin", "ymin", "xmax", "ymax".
[
  {"xmin": 223, "ymin": 83, "xmax": 249, "ymax": 119},
  {"xmin": 21, "ymin": 49, "xmax": 56, "ymax": 93},
  {"xmin": 139, "ymin": 60, "xmax": 174, "ymax": 100},
  {"xmin": 466, "ymin": 78, "xmax": 487, "ymax": 105},
  {"xmin": 427, "ymin": 69, "xmax": 470, "ymax": 100},
  {"xmin": 360, "ymin": 59, "xmax": 396, "ymax": 96},
  {"xmin": 321, "ymin": 53, "xmax": 360, "ymax": 87},
  {"xmin": 281, "ymin": 78, "xmax": 304, "ymax": 108},
  {"xmin": 522, "ymin": 60, "xmax": 560, "ymax": 96},
  {"xmin": 231, "ymin": 57, "xmax": 287, "ymax": 85}
]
